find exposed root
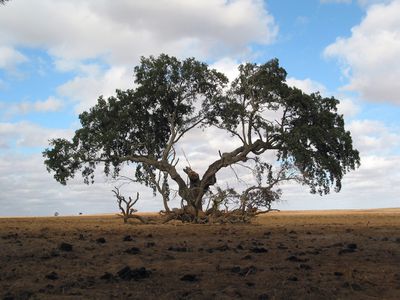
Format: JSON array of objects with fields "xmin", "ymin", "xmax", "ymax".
[
  {"xmin": 117, "ymin": 214, "xmax": 150, "ymax": 224},
  {"xmin": 160, "ymin": 208, "xmax": 278, "ymax": 224}
]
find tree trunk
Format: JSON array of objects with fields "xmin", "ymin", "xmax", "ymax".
[{"xmin": 162, "ymin": 194, "xmax": 171, "ymax": 213}]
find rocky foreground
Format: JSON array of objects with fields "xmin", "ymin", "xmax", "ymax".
[{"xmin": 0, "ymin": 209, "xmax": 399, "ymax": 299}]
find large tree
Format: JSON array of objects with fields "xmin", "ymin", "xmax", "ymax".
[{"xmin": 43, "ymin": 54, "xmax": 360, "ymax": 217}]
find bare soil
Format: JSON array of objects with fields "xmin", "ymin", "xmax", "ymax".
[{"xmin": 1, "ymin": 209, "xmax": 399, "ymax": 299}]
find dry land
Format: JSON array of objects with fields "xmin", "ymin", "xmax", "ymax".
[{"xmin": 1, "ymin": 209, "xmax": 399, "ymax": 299}]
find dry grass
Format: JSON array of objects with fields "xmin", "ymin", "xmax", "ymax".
[{"xmin": 0, "ymin": 208, "xmax": 399, "ymax": 299}]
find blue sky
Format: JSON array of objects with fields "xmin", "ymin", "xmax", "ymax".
[{"xmin": 0, "ymin": 0, "xmax": 399, "ymax": 216}]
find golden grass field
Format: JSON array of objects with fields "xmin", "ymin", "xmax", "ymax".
[{"xmin": 1, "ymin": 208, "xmax": 399, "ymax": 299}]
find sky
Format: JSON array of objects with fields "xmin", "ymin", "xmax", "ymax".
[{"xmin": 0, "ymin": 0, "xmax": 399, "ymax": 216}]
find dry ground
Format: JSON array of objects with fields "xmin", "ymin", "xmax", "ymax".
[{"xmin": 1, "ymin": 209, "xmax": 399, "ymax": 299}]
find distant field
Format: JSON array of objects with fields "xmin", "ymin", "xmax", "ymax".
[{"xmin": 1, "ymin": 209, "xmax": 399, "ymax": 299}]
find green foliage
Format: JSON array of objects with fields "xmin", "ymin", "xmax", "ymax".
[
  {"xmin": 43, "ymin": 54, "xmax": 227, "ymax": 186},
  {"xmin": 43, "ymin": 54, "xmax": 360, "ymax": 207},
  {"xmin": 211, "ymin": 59, "xmax": 360, "ymax": 195}
]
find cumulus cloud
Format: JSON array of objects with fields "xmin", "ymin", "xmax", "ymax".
[
  {"xmin": 286, "ymin": 77, "xmax": 327, "ymax": 95},
  {"xmin": 210, "ymin": 57, "xmax": 240, "ymax": 83},
  {"xmin": 336, "ymin": 98, "xmax": 360, "ymax": 118},
  {"xmin": 347, "ymin": 119, "xmax": 400, "ymax": 155},
  {"xmin": 0, "ymin": 0, "xmax": 277, "ymax": 65},
  {"xmin": 3, "ymin": 97, "xmax": 64, "ymax": 117},
  {"xmin": 0, "ymin": 121, "xmax": 72, "ymax": 149},
  {"xmin": 324, "ymin": 0, "xmax": 400, "ymax": 104},
  {"xmin": 0, "ymin": 46, "xmax": 27, "ymax": 70},
  {"xmin": 57, "ymin": 65, "xmax": 133, "ymax": 113},
  {"xmin": 277, "ymin": 153, "xmax": 400, "ymax": 210},
  {"xmin": 0, "ymin": 0, "xmax": 278, "ymax": 113}
]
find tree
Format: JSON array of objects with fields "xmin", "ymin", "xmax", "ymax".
[
  {"xmin": 43, "ymin": 54, "xmax": 360, "ymax": 220},
  {"xmin": 112, "ymin": 187, "xmax": 146, "ymax": 223}
]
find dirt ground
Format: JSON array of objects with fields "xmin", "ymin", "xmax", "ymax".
[{"xmin": 1, "ymin": 209, "xmax": 399, "ymax": 299}]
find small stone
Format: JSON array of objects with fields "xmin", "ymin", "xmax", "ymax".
[
  {"xmin": 230, "ymin": 266, "xmax": 241, "ymax": 273},
  {"xmin": 45, "ymin": 272, "xmax": 59, "ymax": 280},
  {"xmin": 287, "ymin": 255, "xmax": 308, "ymax": 262},
  {"xmin": 168, "ymin": 246, "xmax": 188, "ymax": 252},
  {"xmin": 299, "ymin": 264, "xmax": 312, "ymax": 270},
  {"xmin": 123, "ymin": 235, "xmax": 133, "ymax": 241},
  {"xmin": 96, "ymin": 237, "xmax": 106, "ymax": 244},
  {"xmin": 180, "ymin": 274, "xmax": 198, "ymax": 282},
  {"xmin": 277, "ymin": 244, "xmax": 288, "ymax": 250},
  {"xmin": 117, "ymin": 266, "xmax": 151, "ymax": 281},
  {"xmin": 347, "ymin": 243, "xmax": 357, "ymax": 250},
  {"xmin": 258, "ymin": 293, "xmax": 269, "ymax": 300},
  {"xmin": 59, "ymin": 242, "xmax": 73, "ymax": 252},
  {"xmin": 215, "ymin": 244, "xmax": 230, "ymax": 251},
  {"xmin": 250, "ymin": 247, "xmax": 268, "ymax": 253},
  {"xmin": 100, "ymin": 272, "xmax": 115, "ymax": 281},
  {"xmin": 125, "ymin": 247, "xmax": 141, "ymax": 255}
]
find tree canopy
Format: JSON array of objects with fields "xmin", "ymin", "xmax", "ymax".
[{"xmin": 43, "ymin": 54, "xmax": 360, "ymax": 214}]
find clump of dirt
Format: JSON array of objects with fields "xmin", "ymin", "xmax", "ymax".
[{"xmin": 0, "ymin": 209, "xmax": 399, "ymax": 299}]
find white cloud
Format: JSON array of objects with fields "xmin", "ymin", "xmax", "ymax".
[
  {"xmin": 320, "ymin": 0, "xmax": 392, "ymax": 6},
  {"xmin": 210, "ymin": 57, "xmax": 240, "ymax": 83},
  {"xmin": 357, "ymin": 0, "xmax": 393, "ymax": 7},
  {"xmin": 0, "ymin": 0, "xmax": 277, "ymax": 65},
  {"xmin": 337, "ymin": 98, "xmax": 360, "ymax": 117},
  {"xmin": 277, "ymin": 154, "xmax": 400, "ymax": 210},
  {"xmin": 33, "ymin": 97, "xmax": 64, "ymax": 112},
  {"xmin": 0, "ymin": 46, "xmax": 27, "ymax": 70},
  {"xmin": 0, "ymin": 0, "xmax": 278, "ymax": 113},
  {"xmin": 286, "ymin": 77, "xmax": 327, "ymax": 95},
  {"xmin": 57, "ymin": 65, "xmax": 133, "ymax": 113},
  {"xmin": 0, "ymin": 121, "xmax": 72, "ymax": 149},
  {"xmin": 4, "ymin": 97, "xmax": 64, "ymax": 116},
  {"xmin": 347, "ymin": 119, "xmax": 400, "ymax": 155},
  {"xmin": 280, "ymin": 77, "xmax": 361, "ymax": 118},
  {"xmin": 324, "ymin": 0, "xmax": 400, "ymax": 104}
]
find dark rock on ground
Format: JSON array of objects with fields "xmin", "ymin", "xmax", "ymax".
[
  {"xmin": 125, "ymin": 247, "xmax": 141, "ymax": 255},
  {"xmin": 45, "ymin": 272, "xmax": 59, "ymax": 280},
  {"xmin": 286, "ymin": 255, "xmax": 308, "ymax": 262},
  {"xmin": 96, "ymin": 237, "xmax": 106, "ymax": 244},
  {"xmin": 250, "ymin": 247, "xmax": 268, "ymax": 253},
  {"xmin": 100, "ymin": 272, "xmax": 115, "ymax": 281},
  {"xmin": 168, "ymin": 246, "xmax": 189, "ymax": 252},
  {"xmin": 180, "ymin": 274, "xmax": 199, "ymax": 282},
  {"xmin": 59, "ymin": 242, "xmax": 73, "ymax": 252},
  {"xmin": 123, "ymin": 235, "xmax": 133, "ymax": 241},
  {"xmin": 117, "ymin": 266, "xmax": 151, "ymax": 281}
]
